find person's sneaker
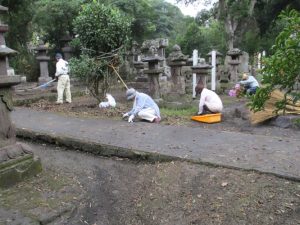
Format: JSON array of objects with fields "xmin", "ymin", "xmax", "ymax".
[
  {"xmin": 55, "ymin": 101, "xmax": 63, "ymax": 105},
  {"xmin": 153, "ymin": 117, "xmax": 161, "ymax": 124}
]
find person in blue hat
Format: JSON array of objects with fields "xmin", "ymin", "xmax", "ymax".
[
  {"xmin": 122, "ymin": 88, "xmax": 161, "ymax": 123},
  {"xmin": 55, "ymin": 53, "xmax": 71, "ymax": 104}
]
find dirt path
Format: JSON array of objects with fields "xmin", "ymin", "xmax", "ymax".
[{"xmin": 1, "ymin": 141, "xmax": 299, "ymax": 225}]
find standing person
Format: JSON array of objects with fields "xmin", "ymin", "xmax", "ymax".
[
  {"xmin": 239, "ymin": 73, "xmax": 259, "ymax": 95},
  {"xmin": 122, "ymin": 88, "xmax": 161, "ymax": 123},
  {"xmin": 55, "ymin": 53, "xmax": 71, "ymax": 104},
  {"xmin": 195, "ymin": 81, "xmax": 223, "ymax": 115}
]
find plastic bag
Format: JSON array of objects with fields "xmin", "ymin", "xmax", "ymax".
[{"xmin": 99, "ymin": 94, "xmax": 116, "ymax": 108}]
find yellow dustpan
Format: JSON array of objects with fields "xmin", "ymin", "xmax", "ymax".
[{"xmin": 191, "ymin": 113, "xmax": 222, "ymax": 123}]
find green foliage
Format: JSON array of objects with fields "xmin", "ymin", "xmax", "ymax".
[
  {"xmin": 72, "ymin": 2, "xmax": 131, "ymax": 100},
  {"xmin": 178, "ymin": 19, "xmax": 227, "ymax": 55},
  {"xmin": 73, "ymin": 2, "xmax": 131, "ymax": 54},
  {"xmin": 0, "ymin": 0, "xmax": 35, "ymax": 48},
  {"xmin": 249, "ymin": 9, "xmax": 300, "ymax": 112},
  {"xmin": 33, "ymin": 0, "xmax": 83, "ymax": 47},
  {"xmin": 10, "ymin": 48, "xmax": 39, "ymax": 81},
  {"xmin": 0, "ymin": 0, "xmax": 40, "ymax": 79},
  {"xmin": 69, "ymin": 54, "xmax": 106, "ymax": 101}
]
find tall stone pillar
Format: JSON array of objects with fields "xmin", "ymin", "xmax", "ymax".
[
  {"xmin": 35, "ymin": 41, "xmax": 51, "ymax": 85},
  {"xmin": 0, "ymin": 5, "xmax": 41, "ymax": 188}
]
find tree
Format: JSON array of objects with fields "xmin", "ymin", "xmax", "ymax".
[
  {"xmin": 33, "ymin": 0, "xmax": 83, "ymax": 48},
  {"xmin": 70, "ymin": 2, "xmax": 131, "ymax": 101},
  {"xmin": 249, "ymin": 9, "xmax": 300, "ymax": 112}
]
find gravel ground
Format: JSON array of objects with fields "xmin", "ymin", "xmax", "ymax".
[{"xmin": 1, "ymin": 141, "xmax": 299, "ymax": 225}]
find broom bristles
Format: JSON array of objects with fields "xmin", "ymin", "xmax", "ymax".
[{"xmin": 250, "ymin": 89, "xmax": 300, "ymax": 124}]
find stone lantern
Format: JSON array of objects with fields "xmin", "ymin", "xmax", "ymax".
[
  {"xmin": 142, "ymin": 46, "xmax": 163, "ymax": 99},
  {"xmin": 60, "ymin": 33, "xmax": 73, "ymax": 61},
  {"xmin": 35, "ymin": 40, "xmax": 51, "ymax": 85},
  {"xmin": 191, "ymin": 58, "xmax": 212, "ymax": 87},
  {"xmin": 0, "ymin": 5, "xmax": 41, "ymax": 188},
  {"xmin": 167, "ymin": 44, "xmax": 188, "ymax": 95},
  {"xmin": 207, "ymin": 50, "xmax": 223, "ymax": 65},
  {"xmin": 227, "ymin": 48, "xmax": 242, "ymax": 83}
]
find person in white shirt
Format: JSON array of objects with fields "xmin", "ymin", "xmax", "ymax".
[
  {"xmin": 55, "ymin": 53, "xmax": 71, "ymax": 104},
  {"xmin": 239, "ymin": 73, "xmax": 259, "ymax": 95},
  {"xmin": 195, "ymin": 81, "xmax": 223, "ymax": 115}
]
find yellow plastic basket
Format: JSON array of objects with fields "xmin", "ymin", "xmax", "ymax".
[{"xmin": 191, "ymin": 113, "xmax": 222, "ymax": 124}]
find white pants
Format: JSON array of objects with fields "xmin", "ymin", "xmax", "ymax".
[
  {"xmin": 205, "ymin": 102, "xmax": 222, "ymax": 113},
  {"xmin": 57, "ymin": 75, "xmax": 71, "ymax": 103},
  {"xmin": 137, "ymin": 107, "xmax": 157, "ymax": 122}
]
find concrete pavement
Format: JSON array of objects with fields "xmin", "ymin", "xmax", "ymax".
[{"xmin": 12, "ymin": 108, "xmax": 300, "ymax": 181}]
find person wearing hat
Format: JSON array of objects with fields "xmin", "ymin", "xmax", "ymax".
[
  {"xmin": 195, "ymin": 80, "xmax": 223, "ymax": 115},
  {"xmin": 239, "ymin": 73, "xmax": 259, "ymax": 95},
  {"xmin": 55, "ymin": 53, "xmax": 71, "ymax": 104},
  {"xmin": 123, "ymin": 88, "xmax": 161, "ymax": 123}
]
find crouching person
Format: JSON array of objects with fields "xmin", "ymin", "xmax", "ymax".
[
  {"xmin": 239, "ymin": 73, "xmax": 259, "ymax": 95},
  {"xmin": 123, "ymin": 88, "xmax": 161, "ymax": 123},
  {"xmin": 195, "ymin": 81, "xmax": 223, "ymax": 115}
]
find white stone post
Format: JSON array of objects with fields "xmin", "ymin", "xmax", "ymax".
[
  {"xmin": 211, "ymin": 50, "xmax": 216, "ymax": 91},
  {"xmin": 257, "ymin": 52, "xmax": 261, "ymax": 69},
  {"xmin": 262, "ymin": 51, "xmax": 266, "ymax": 69},
  {"xmin": 192, "ymin": 49, "xmax": 198, "ymax": 98}
]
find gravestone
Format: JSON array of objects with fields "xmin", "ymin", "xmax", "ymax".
[{"xmin": 0, "ymin": 5, "xmax": 41, "ymax": 188}]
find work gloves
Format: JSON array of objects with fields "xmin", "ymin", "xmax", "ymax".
[
  {"xmin": 128, "ymin": 115, "xmax": 134, "ymax": 123},
  {"xmin": 123, "ymin": 113, "xmax": 134, "ymax": 123}
]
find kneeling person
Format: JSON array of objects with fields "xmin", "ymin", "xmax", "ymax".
[
  {"xmin": 239, "ymin": 73, "xmax": 259, "ymax": 95},
  {"xmin": 123, "ymin": 88, "xmax": 161, "ymax": 123},
  {"xmin": 195, "ymin": 82, "xmax": 223, "ymax": 115}
]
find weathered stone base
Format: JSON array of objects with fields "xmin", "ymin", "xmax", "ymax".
[
  {"xmin": 0, "ymin": 143, "xmax": 42, "ymax": 188},
  {"xmin": 38, "ymin": 76, "xmax": 52, "ymax": 86}
]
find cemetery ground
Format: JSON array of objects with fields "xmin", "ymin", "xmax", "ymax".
[
  {"xmin": 2, "ymin": 84, "xmax": 299, "ymax": 224},
  {"xmin": 0, "ymin": 141, "xmax": 300, "ymax": 225}
]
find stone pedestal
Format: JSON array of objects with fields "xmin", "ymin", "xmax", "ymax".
[
  {"xmin": 0, "ymin": 5, "xmax": 41, "ymax": 188},
  {"xmin": 142, "ymin": 56, "xmax": 164, "ymax": 99},
  {"xmin": 191, "ymin": 59, "xmax": 212, "ymax": 88},
  {"xmin": 35, "ymin": 41, "xmax": 51, "ymax": 85},
  {"xmin": 129, "ymin": 61, "xmax": 148, "ymax": 93}
]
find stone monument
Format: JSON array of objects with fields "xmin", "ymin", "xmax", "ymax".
[
  {"xmin": 226, "ymin": 48, "xmax": 243, "ymax": 83},
  {"xmin": 166, "ymin": 44, "xmax": 188, "ymax": 95},
  {"xmin": 0, "ymin": 5, "xmax": 41, "ymax": 188},
  {"xmin": 60, "ymin": 33, "xmax": 73, "ymax": 61},
  {"xmin": 191, "ymin": 58, "xmax": 212, "ymax": 88},
  {"xmin": 35, "ymin": 40, "xmax": 52, "ymax": 85},
  {"xmin": 142, "ymin": 45, "xmax": 163, "ymax": 99}
]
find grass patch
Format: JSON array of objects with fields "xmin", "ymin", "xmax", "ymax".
[{"xmin": 161, "ymin": 106, "xmax": 198, "ymax": 117}]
